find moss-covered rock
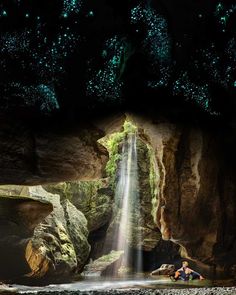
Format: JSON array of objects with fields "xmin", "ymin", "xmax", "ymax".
[
  {"xmin": 136, "ymin": 138, "xmax": 161, "ymax": 250},
  {"xmin": 27, "ymin": 186, "xmax": 90, "ymax": 277},
  {"xmin": 44, "ymin": 181, "xmax": 113, "ymax": 233},
  {"xmin": 0, "ymin": 185, "xmax": 90, "ymax": 280},
  {"xmin": 105, "ymin": 136, "xmax": 161, "ymax": 252},
  {"xmin": 82, "ymin": 250, "xmax": 124, "ymax": 276},
  {"xmin": 99, "ymin": 120, "xmax": 138, "ymax": 186}
]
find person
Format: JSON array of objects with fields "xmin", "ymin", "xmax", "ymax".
[{"xmin": 170, "ymin": 261, "xmax": 204, "ymax": 281}]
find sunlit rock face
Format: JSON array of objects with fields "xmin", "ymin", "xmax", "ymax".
[
  {"xmin": 26, "ymin": 186, "xmax": 90, "ymax": 278},
  {"xmin": 0, "ymin": 188, "xmax": 53, "ymax": 279},
  {"xmin": 43, "ymin": 181, "xmax": 113, "ymax": 233},
  {"xmin": 0, "ymin": 185, "xmax": 90, "ymax": 280},
  {"xmin": 131, "ymin": 115, "xmax": 236, "ymax": 276},
  {"xmin": 82, "ymin": 250, "xmax": 124, "ymax": 277}
]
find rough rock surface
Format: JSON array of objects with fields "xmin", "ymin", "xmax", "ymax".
[
  {"xmin": 0, "ymin": 185, "xmax": 91, "ymax": 280},
  {"xmin": 105, "ymin": 137, "xmax": 161, "ymax": 252},
  {"xmin": 130, "ymin": 115, "xmax": 236, "ymax": 276},
  {"xmin": 26, "ymin": 186, "xmax": 91, "ymax": 278},
  {"xmin": 0, "ymin": 189, "xmax": 53, "ymax": 279},
  {"xmin": 44, "ymin": 181, "xmax": 113, "ymax": 233},
  {"xmin": 151, "ymin": 264, "xmax": 175, "ymax": 276},
  {"xmin": 0, "ymin": 120, "xmax": 108, "ymax": 185},
  {"xmin": 82, "ymin": 250, "xmax": 124, "ymax": 276}
]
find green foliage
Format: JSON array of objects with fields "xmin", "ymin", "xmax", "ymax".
[
  {"xmin": 99, "ymin": 120, "xmax": 137, "ymax": 185},
  {"xmin": 44, "ymin": 180, "xmax": 103, "ymax": 202},
  {"xmin": 70, "ymin": 180, "xmax": 103, "ymax": 197}
]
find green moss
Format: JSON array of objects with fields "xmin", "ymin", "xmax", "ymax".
[
  {"xmin": 44, "ymin": 180, "xmax": 103, "ymax": 202},
  {"xmin": 99, "ymin": 120, "xmax": 137, "ymax": 186}
]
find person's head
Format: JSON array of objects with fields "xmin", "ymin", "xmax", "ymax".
[{"xmin": 182, "ymin": 261, "xmax": 189, "ymax": 268}]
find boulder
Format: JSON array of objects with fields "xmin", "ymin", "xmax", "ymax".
[
  {"xmin": 0, "ymin": 185, "xmax": 91, "ymax": 280},
  {"xmin": 0, "ymin": 283, "xmax": 17, "ymax": 294},
  {"xmin": 151, "ymin": 264, "xmax": 175, "ymax": 276},
  {"xmin": 0, "ymin": 192, "xmax": 53, "ymax": 279},
  {"xmin": 26, "ymin": 186, "xmax": 91, "ymax": 278},
  {"xmin": 43, "ymin": 181, "xmax": 113, "ymax": 233},
  {"xmin": 82, "ymin": 250, "xmax": 124, "ymax": 276}
]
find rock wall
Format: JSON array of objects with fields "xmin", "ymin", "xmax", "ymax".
[
  {"xmin": 0, "ymin": 119, "xmax": 108, "ymax": 185},
  {"xmin": 131, "ymin": 115, "xmax": 236, "ymax": 276},
  {"xmin": 0, "ymin": 189, "xmax": 53, "ymax": 279},
  {"xmin": 43, "ymin": 181, "xmax": 113, "ymax": 233},
  {"xmin": 1, "ymin": 113, "xmax": 236, "ymax": 279},
  {"xmin": 0, "ymin": 185, "xmax": 90, "ymax": 281},
  {"xmin": 26, "ymin": 186, "xmax": 90, "ymax": 278},
  {"xmin": 104, "ymin": 136, "xmax": 162, "ymax": 254}
]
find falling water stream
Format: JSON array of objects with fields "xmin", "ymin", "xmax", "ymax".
[
  {"xmin": 13, "ymin": 131, "xmax": 235, "ymax": 292},
  {"xmin": 112, "ymin": 132, "xmax": 143, "ymax": 273}
]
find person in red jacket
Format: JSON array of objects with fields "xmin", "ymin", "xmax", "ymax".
[{"xmin": 170, "ymin": 261, "xmax": 205, "ymax": 281}]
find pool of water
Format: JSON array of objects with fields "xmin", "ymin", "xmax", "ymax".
[{"xmin": 14, "ymin": 274, "xmax": 236, "ymax": 293}]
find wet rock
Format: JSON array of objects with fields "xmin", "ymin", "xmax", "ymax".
[
  {"xmin": 82, "ymin": 250, "xmax": 124, "ymax": 276},
  {"xmin": 0, "ymin": 283, "xmax": 17, "ymax": 294},
  {"xmin": 105, "ymin": 137, "xmax": 161, "ymax": 252},
  {"xmin": 151, "ymin": 264, "xmax": 175, "ymax": 276}
]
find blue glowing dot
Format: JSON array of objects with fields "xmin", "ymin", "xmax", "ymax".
[
  {"xmin": 63, "ymin": 12, "xmax": 68, "ymax": 18},
  {"xmin": 25, "ymin": 13, "xmax": 29, "ymax": 18},
  {"xmin": 88, "ymin": 10, "xmax": 94, "ymax": 17},
  {"xmin": 234, "ymin": 81, "xmax": 236, "ymax": 87},
  {"xmin": 2, "ymin": 10, "xmax": 7, "ymax": 16},
  {"xmin": 102, "ymin": 50, "xmax": 107, "ymax": 58}
]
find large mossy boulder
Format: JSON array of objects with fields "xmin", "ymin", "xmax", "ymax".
[
  {"xmin": 26, "ymin": 186, "xmax": 91, "ymax": 278},
  {"xmin": 43, "ymin": 181, "xmax": 113, "ymax": 233}
]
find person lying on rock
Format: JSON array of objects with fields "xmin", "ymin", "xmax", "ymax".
[{"xmin": 170, "ymin": 261, "xmax": 204, "ymax": 281}]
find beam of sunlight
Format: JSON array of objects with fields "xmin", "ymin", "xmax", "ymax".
[{"xmin": 112, "ymin": 132, "xmax": 143, "ymax": 274}]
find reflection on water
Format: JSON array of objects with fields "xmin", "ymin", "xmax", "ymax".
[{"xmin": 15, "ymin": 274, "xmax": 236, "ymax": 293}]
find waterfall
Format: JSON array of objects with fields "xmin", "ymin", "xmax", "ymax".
[{"xmin": 112, "ymin": 132, "xmax": 143, "ymax": 273}]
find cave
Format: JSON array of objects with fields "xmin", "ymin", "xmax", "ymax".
[
  {"xmin": 1, "ymin": 0, "xmax": 236, "ymax": 294},
  {"xmin": 0, "ymin": 114, "xmax": 236, "ymax": 290}
]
